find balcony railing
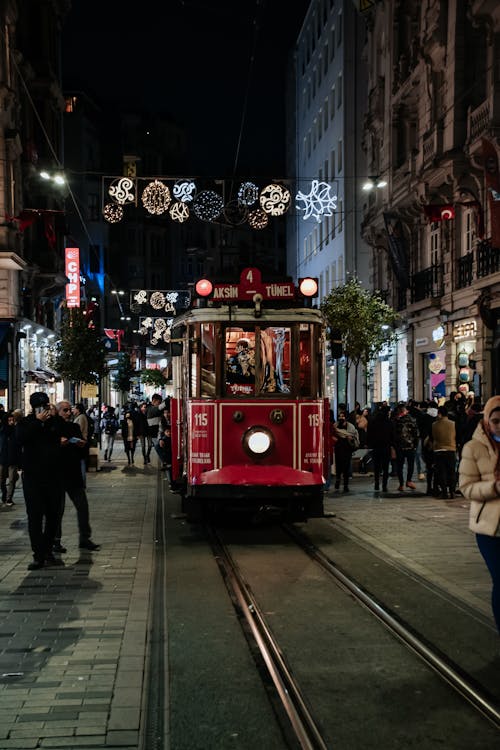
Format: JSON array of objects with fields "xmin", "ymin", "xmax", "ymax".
[
  {"xmin": 411, "ymin": 264, "xmax": 443, "ymax": 303},
  {"xmin": 468, "ymin": 99, "xmax": 490, "ymax": 141},
  {"xmin": 477, "ymin": 239, "xmax": 500, "ymax": 278},
  {"xmin": 457, "ymin": 251, "xmax": 474, "ymax": 288}
]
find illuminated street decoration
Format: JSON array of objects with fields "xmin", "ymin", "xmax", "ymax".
[
  {"xmin": 141, "ymin": 180, "xmax": 171, "ymax": 215},
  {"xmin": 259, "ymin": 183, "xmax": 291, "ymax": 216},
  {"xmin": 131, "ymin": 289, "xmax": 191, "ymax": 315},
  {"xmin": 108, "ymin": 177, "xmax": 136, "ymax": 205},
  {"xmin": 295, "ymin": 180, "xmax": 338, "ymax": 222},
  {"xmin": 247, "ymin": 208, "xmax": 268, "ymax": 229},
  {"xmin": 103, "ymin": 203, "xmax": 123, "ymax": 223},
  {"xmin": 139, "ymin": 316, "xmax": 174, "ymax": 345},
  {"xmin": 193, "ymin": 190, "xmax": 224, "ymax": 221},
  {"xmin": 237, "ymin": 181, "xmax": 259, "ymax": 206},
  {"xmin": 173, "ymin": 180, "xmax": 197, "ymax": 203},
  {"xmin": 169, "ymin": 201, "xmax": 190, "ymax": 223}
]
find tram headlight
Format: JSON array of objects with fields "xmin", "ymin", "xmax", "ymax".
[{"xmin": 242, "ymin": 426, "xmax": 274, "ymax": 458}]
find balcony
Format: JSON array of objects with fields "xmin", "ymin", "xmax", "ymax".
[
  {"xmin": 468, "ymin": 99, "xmax": 490, "ymax": 142},
  {"xmin": 477, "ymin": 239, "xmax": 500, "ymax": 278},
  {"xmin": 411, "ymin": 264, "xmax": 443, "ymax": 303},
  {"xmin": 457, "ymin": 252, "xmax": 474, "ymax": 289}
]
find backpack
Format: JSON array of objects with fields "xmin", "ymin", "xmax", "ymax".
[{"xmin": 103, "ymin": 414, "xmax": 117, "ymax": 435}]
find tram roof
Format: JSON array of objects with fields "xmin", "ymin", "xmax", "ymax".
[{"xmin": 173, "ymin": 304, "xmax": 325, "ymax": 327}]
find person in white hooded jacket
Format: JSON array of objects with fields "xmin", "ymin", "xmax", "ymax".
[{"xmin": 459, "ymin": 395, "xmax": 500, "ymax": 634}]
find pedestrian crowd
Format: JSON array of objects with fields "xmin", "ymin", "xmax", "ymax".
[
  {"xmin": 331, "ymin": 391, "xmax": 500, "ymax": 636},
  {"xmin": 1, "ymin": 391, "xmax": 171, "ymax": 572}
]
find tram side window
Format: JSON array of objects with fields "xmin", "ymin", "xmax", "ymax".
[
  {"xmin": 201, "ymin": 323, "xmax": 216, "ymax": 397},
  {"xmin": 259, "ymin": 327, "xmax": 291, "ymax": 394},
  {"xmin": 226, "ymin": 328, "xmax": 256, "ymax": 396},
  {"xmin": 299, "ymin": 324, "xmax": 312, "ymax": 395}
]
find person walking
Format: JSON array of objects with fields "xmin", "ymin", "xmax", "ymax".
[
  {"xmin": 1, "ymin": 410, "xmax": 22, "ymax": 506},
  {"xmin": 391, "ymin": 402, "xmax": 419, "ymax": 491},
  {"xmin": 100, "ymin": 406, "xmax": 119, "ymax": 461},
  {"xmin": 15, "ymin": 392, "xmax": 66, "ymax": 570},
  {"xmin": 136, "ymin": 402, "xmax": 151, "ymax": 464},
  {"xmin": 55, "ymin": 400, "xmax": 100, "ymax": 553},
  {"xmin": 431, "ymin": 406, "xmax": 457, "ymax": 499},
  {"xmin": 332, "ymin": 409, "xmax": 359, "ymax": 492},
  {"xmin": 121, "ymin": 409, "xmax": 138, "ymax": 465},
  {"xmin": 459, "ymin": 395, "xmax": 500, "ymax": 634},
  {"xmin": 366, "ymin": 404, "xmax": 392, "ymax": 493},
  {"xmin": 146, "ymin": 394, "xmax": 169, "ymax": 463}
]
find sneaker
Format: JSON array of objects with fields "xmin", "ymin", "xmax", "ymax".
[
  {"xmin": 45, "ymin": 555, "xmax": 65, "ymax": 566},
  {"xmin": 418, "ymin": 473, "xmax": 425, "ymax": 480},
  {"xmin": 28, "ymin": 559, "xmax": 45, "ymax": 571},
  {"xmin": 79, "ymin": 540, "xmax": 100, "ymax": 551},
  {"xmin": 53, "ymin": 542, "xmax": 67, "ymax": 554},
  {"xmin": 406, "ymin": 481, "xmax": 416, "ymax": 490},
  {"xmin": 6, "ymin": 500, "xmax": 14, "ymax": 506},
  {"xmin": 398, "ymin": 485, "xmax": 405, "ymax": 492}
]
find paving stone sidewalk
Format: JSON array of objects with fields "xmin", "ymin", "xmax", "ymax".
[{"xmin": 0, "ymin": 447, "xmax": 157, "ymax": 749}]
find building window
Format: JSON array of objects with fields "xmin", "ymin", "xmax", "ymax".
[
  {"xmin": 307, "ymin": 131, "xmax": 311, "ymax": 158},
  {"xmin": 330, "ymin": 86, "xmax": 335, "ymax": 119},
  {"xmin": 337, "ymin": 11, "xmax": 342, "ymax": 46},
  {"xmin": 325, "ymin": 265, "xmax": 330, "ymax": 293},
  {"xmin": 338, "ymin": 254, "xmax": 344, "ymax": 283},
  {"xmin": 317, "ymin": 117, "xmax": 322, "ymax": 142},
  {"xmin": 324, "ymin": 159, "xmax": 329, "ymax": 182},
  {"xmin": 324, "ymin": 43, "xmax": 328, "ymax": 74},
  {"xmin": 462, "ymin": 208, "xmax": 476, "ymax": 255},
  {"xmin": 331, "ymin": 260, "xmax": 336, "ymax": 286},
  {"xmin": 303, "ymin": 237, "xmax": 308, "ymax": 261},
  {"xmin": 323, "ymin": 100, "xmax": 328, "ymax": 130},
  {"xmin": 338, "ymin": 199, "xmax": 343, "ymax": 233},
  {"xmin": 312, "ymin": 68, "xmax": 316, "ymax": 98},
  {"xmin": 330, "ymin": 149, "xmax": 335, "ymax": 178},
  {"xmin": 338, "ymin": 139, "xmax": 343, "ymax": 173},
  {"xmin": 430, "ymin": 222, "xmax": 440, "ymax": 266},
  {"xmin": 330, "ymin": 27, "xmax": 335, "ymax": 60},
  {"xmin": 337, "ymin": 72, "xmax": 342, "ymax": 108}
]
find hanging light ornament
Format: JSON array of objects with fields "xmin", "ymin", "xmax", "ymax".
[
  {"xmin": 295, "ymin": 180, "xmax": 337, "ymax": 222},
  {"xmin": 173, "ymin": 180, "xmax": 197, "ymax": 203},
  {"xmin": 259, "ymin": 183, "xmax": 291, "ymax": 216},
  {"xmin": 169, "ymin": 201, "xmax": 190, "ymax": 223},
  {"xmin": 237, "ymin": 181, "xmax": 259, "ymax": 207},
  {"xmin": 150, "ymin": 291, "xmax": 166, "ymax": 310},
  {"xmin": 141, "ymin": 180, "xmax": 171, "ymax": 215},
  {"xmin": 108, "ymin": 177, "xmax": 136, "ymax": 205},
  {"xmin": 248, "ymin": 208, "xmax": 268, "ymax": 229},
  {"xmin": 103, "ymin": 203, "xmax": 123, "ymax": 223},
  {"xmin": 224, "ymin": 200, "xmax": 248, "ymax": 226},
  {"xmin": 193, "ymin": 190, "xmax": 224, "ymax": 222}
]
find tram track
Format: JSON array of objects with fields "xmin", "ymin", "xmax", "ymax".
[
  {"xmin": 283, "ymin": 523, "xmax": 500, "ymax": 731},
  {"xmin": 209, "ymin": 518, "xmax": 500, "ymax": 748}
]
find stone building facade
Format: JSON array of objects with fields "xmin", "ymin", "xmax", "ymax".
[{"xmin": 362, "ymin": 0, "xmax": 500, "ymax": 405}]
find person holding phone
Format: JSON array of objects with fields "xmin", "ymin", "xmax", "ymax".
[
  {"xmin": 15, "ymin": 391, "xmax": 66, "ymax": 570},
  {"xmin": 55, "ymin": 400, "xmax": 100, "ymax": 554}
]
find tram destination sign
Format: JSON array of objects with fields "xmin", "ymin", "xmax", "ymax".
[{"xmin": 212, "ymin": 267, "xmax": 295, "ymax": 301}]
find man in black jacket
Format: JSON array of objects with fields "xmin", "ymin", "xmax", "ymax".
[
  {"xmin": 16, "ymin": 392, "xmax": 66, "ymax": 570},
  {"xmin": 55, "ymin": 400, "xmax": 100, "ymax": 554}
]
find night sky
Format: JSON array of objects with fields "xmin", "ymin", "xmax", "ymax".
[{"xmin": 62, "ymin": 0, "xmax": 309, "ymax": 177}]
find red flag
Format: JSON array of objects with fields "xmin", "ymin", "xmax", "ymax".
[
  {"xmin": 43, "ymin": 214, "xmax": 56, "ymax": 249},
  {"xmin": 423, "ymin": 204, "xmax": 455, "ymax": 222}
]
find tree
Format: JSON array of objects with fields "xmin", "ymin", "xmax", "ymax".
[
  {"xmin": 51, "ymin": 307, "xmax": 107, "ymax": 387},
  {"xmin": 112, "ymin": 352, "xmax": 135, "ymax": 395},
  {"xmin": 140, "ymin": 368, "xmax": 169, "ymax": 388},
  {"xmin": 320, "ymin": 278, "xmax": 399, "ymax": 406}
]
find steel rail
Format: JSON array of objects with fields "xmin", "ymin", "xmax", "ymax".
[
  {"xmin": 209, "ymin": 527, "xmax": 329, "ymax": 750},
  {"xmin": 285, "ymin": 524, "xmax": 500, "ymax": 730}
]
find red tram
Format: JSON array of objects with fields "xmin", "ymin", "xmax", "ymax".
[{"xmin": 169, "ymin": 267, "xmax": 330, "ymax": 520}]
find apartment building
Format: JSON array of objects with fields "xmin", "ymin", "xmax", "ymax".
[{"xmin": 362, "ymin": 1, "xmax": 500, "ymax": 404}]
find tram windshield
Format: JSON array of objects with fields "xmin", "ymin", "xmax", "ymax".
[{"xmin": 195, "ymin": 321, "xmax": 320, "ymax": 399}]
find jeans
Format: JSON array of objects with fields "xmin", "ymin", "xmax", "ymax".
[
  {"xmin": 140, "ymin": 434, "xmax": 153, "ymax": 461},
  {"xmin": 101, "ymin": 433, "xmax": 115, "ymax": 458},
  {"xmin": 476, "ymin": 533, "xmax": 500, "ymax": 634},
  {"xmin": 396, "ymin": 448, "xmax": 415, "ymax": 486}
]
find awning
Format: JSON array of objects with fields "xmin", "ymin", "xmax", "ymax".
[{"xmin": 24, "ymin": 368, "xmax": 61, "ymax": 383}]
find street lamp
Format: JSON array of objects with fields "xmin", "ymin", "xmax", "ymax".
[{"xmin": 362, "ymin": 176, "xmax": 387, "ymax": 191}]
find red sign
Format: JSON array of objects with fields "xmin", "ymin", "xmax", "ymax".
[
  {"xmin": 212, "ymin": 267, "xmax": 295, "ymax": 302},
  {"xmin": 65, "ymin": 247, "xmax": 80, "ymax": 308}
]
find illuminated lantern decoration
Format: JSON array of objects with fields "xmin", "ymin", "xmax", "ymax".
[
  {"xmin": 296, "ymin": 180, "xmax": 337, "ymax": 222},
  {"xmin": 150, "ymin": 291, "xmax": 166, "ymax": 310},
  {"xmin": 248, "ymin": 208, "xmax": 268, "ymax": 229},
  {"xmin": 103, "ymin": 203, "xmax": 123, "ymax": 223},
  {"xmin": 193, "ymin": 190, "xmax": 224, "ymax": 222},
  {"xmin": 259, "ymin": 183, "xmax": 291, "ymax": 216},
  {"xmin": 237, "ymin": 181, "xmax": 259, "ymax": 207},
  {"xmin": 108, "ymin": 177, "xmax": 136, "ymax": 205},
  {"xmin": 173, "ymin": 180, "xmax": 197, "ymax": 203},
  {"xmin": 299, "ymin": 277, "xmax": 319, "ymax": 297},
  {"xmin": 169, "ymin": 201, "xmax": 190, "ymax": 223},
  {"xmin": 141, "ymin": 180, "xmax": 171, "ymax": 215},
  {"xmin": 195, "ymin": 278, "xmax": 213, "ymax": 297}
]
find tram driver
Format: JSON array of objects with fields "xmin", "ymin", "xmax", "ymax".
[{"xmin": 227, "ymin": 338, "xmax": 255, "ymax": 383}]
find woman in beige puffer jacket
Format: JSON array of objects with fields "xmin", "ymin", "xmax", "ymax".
[{"xmin": 459, "ymin": 395, "xmax": 500, "ymax": 634}]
